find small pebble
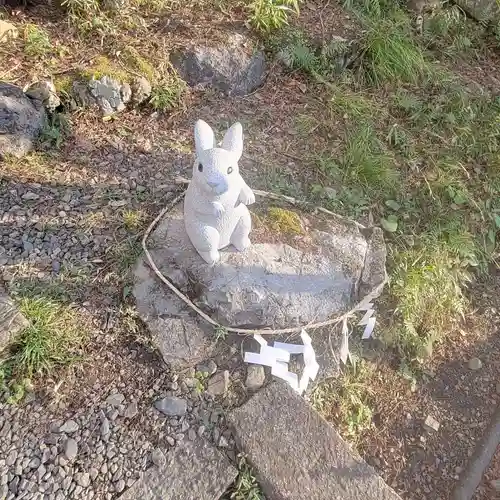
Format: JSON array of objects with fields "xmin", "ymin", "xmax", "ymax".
[{"xmin": 468, "ymin": 358, "xmax": 483, "ymax": 371}]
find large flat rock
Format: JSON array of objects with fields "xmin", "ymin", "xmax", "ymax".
[
  {"xmin": 120, "ymin": 439, "xmax": 237, "ymax": 500},
  {"xmin": 170, "ymin": 32, "xmax": 266, "ymax": 97},
  {"xmin": 135, "ymin": 203, "xmax": 386, "ymax": 330},
  {"xmin": 228, "ymin": 381, "xmax": 402, "ymax": 500}
]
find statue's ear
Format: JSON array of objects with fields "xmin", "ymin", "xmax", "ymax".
[
  {"xmin": 194, "ymin": 120, "xmax": 215, "ymax": 157},
  {"xmin": 222, "ymin": 122, "xmax": 243, "ymax": 161}
]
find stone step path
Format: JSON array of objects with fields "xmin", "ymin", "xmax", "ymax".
[
  {"xmin": 119, "ymin": 439, "xmax": 237, "ymax": 500},
  {"xmin": 228, "ymin": 381, "xmax": 402, "ymax": 500}
]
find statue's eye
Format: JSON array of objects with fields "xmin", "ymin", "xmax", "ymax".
[
  {"xmin": 227, "ymin": 166, "xmax": 233, "ymax": 174},
  {"xmin": 198, "ymin": 163, "xmax": 203, "ymax": 172}
]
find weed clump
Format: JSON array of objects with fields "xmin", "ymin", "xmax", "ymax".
[
  {"xmin": 312, "ymin": 359, "xmax": 374, "ymax": 443},
  {"xmin": 23, "ymin": 24, "xmax": 52, "ymax": 57},
  {"xmin": 248, "ymin": 0, "xmax": 300, "ymax": 32},
  {"xmin": 360, "ymin": 17, "xmax": 430, "ymax": 85},
  {"xmin": 388, "ymin": 247, "xmax": 469, "ymax": 362},
  {"xmin": 0, "ymin": 296, "xmax": 87, "ymax": 403}
]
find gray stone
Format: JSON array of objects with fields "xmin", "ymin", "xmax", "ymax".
[
  {"xmin": 124, "ymin": 401, "xmax": 138, "ymax": 419},
  {"xmin": 88, "ymin": 76, "xmax": 126, "ymax": 116},
  {"xmin": 133, "ymin": 256, "xmax": 216, "ymax": 369},
  {"xmin": 58, "ymin": 420, "xmax": 79, "ymax": 434},
  {"xmin": 218, "ymin": 436, "xmax": 229, "ymax": 448},
  {"xmin": 8, "ymin": 476, "xmax": 19, "ymax": 494},
  {"xmin": 196, "ymin": 360, "xmax": 217, "ymax": 376},
  {"xmin": 454, "ymin": 0, "xmax": 499, "ymax": 23},
  {"xmin": 120, "ymin": 83, "xmax": 132, "ymax": 103},
  {"xmin": 134, "ymin": 203, "xmax": 386, "ymax": 331},
  {"xmin": 468, "ymin": 357, "xmax": 483, "ymax": 370},
  {"xmin": 25, "ymin": 81, "xmax": 60, "ymax": 112},
  {"xmin": 115, "ymin": 478, "xmax": 126, "ymax": 493},
  {"xmin": 228, "ymin": 382, "xmax": 402, "ymax": 500},
  {"xmin": 245, "ymin": 365, "xmax": 266, "ymax": 391},
  {"xmin": 6, "ymin": 449, "xmax": 17, "ymax": 466},
  {"xmin": 150, "ymin": 448, "xmax": 166, "ymax": 467},
  {"xmin": 0, "ymin": 286, "xmax": 29, "ymax": 352},
  {"xmin": 0, "ymin": 81, "xmax": 46, "ymax": 158},
  {"xmin": 206, "ymin": 371, "xmax": 229, "ymax": 397},
  {"xmin": 89, "ymin": 468, "xmax": 99, "ymax": 481},
  {"xmin": 63, "ymin": 438, "xmax": 78, "ymax": 461},
  {"xmin": 21, "ymin": 191, "xmax": 40, "ymax": 201},
  {"xmin": 131, "ymin": 76, "xmax": 152, "ymax": 104},
  {"xmin": 170, "ymin": 33, "xmax": 266, "ymax": 97},
  {"xmin": 106, "ymin": 392, "xmax": 125, "ymax": 406},
  {"xmin": 423, "ymin": 415, "xmax": 440, "ymax": 433},
  {"xmin": 120, "ymin": 439, "xmax": 237, "ymax": 500},
  {"xmin": 154, "ymin": 397, "xmax": 187, "ymax": 417},
  {"xmin": 74, "ymin": 472, "xmax": 90, "ymax": 488},
  {"xmin": 100, "ymin": 417, "xmax": 110, "ymax": 438},
  {"xmin": 72, "ymin": 81, "xmax": 96, "ymax": 109}
]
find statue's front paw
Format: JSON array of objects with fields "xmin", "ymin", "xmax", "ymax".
[
  {"xmin": 200, "ymin": 249, "xmax": 221, "ymax": 266},
  {"xmin": 233, "ymin": 236, "xmax": 251, "ymax": 252},
  {"xmin": 239, "ymin": 190, "xmax": 255, "ymax": 206},
  {"xmin": 212, "ymin": 202, "xmax": 225, "ymax": 217}
]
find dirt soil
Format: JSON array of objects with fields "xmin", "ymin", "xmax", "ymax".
[
  {"xmin": 358, "ymin": 269, "xmax": 500, "ymax": 500},
  {"xmin": 1, "ymin": 0, "xmax": 499, "ymax": 498}
]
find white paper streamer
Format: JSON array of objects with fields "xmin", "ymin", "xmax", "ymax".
[
  {"xmin": 244, "ymin": 330, "xmax": 319, "ymax": 394},
  {"xmin": 340, "ymin": 317, "xmax": 350, "ymax": 365}
]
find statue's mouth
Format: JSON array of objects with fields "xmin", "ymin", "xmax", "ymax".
[{"xmin": 211, "ymin": 184, "xmax": 228, "ymax": 196}]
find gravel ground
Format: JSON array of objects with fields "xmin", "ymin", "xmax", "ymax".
[{"xmin": 0, "ymin": 348, "xmax": 238, "ymax": 500}]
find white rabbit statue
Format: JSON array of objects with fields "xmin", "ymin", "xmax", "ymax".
[{"xmin": 184, "ymin": 119, "xmax": 255, "ymax": 265}]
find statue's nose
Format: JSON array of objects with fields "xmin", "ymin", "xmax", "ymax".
[{"xmin": 208, "ymin": 181, "xmax": 218, "ymax": 188}]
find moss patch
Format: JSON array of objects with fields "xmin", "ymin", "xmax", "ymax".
[
  {"xmin": 80, "ymin": 49, "xmax": 158, "ymax": 85},
  {"xmin": 122, "ymin": 46, "xmax": 157, "ymax": 82},
  {"xmin": 53, "ymin": 75, "xmax": 73, "ymax": 94},
  {"xmin": 266, "ymin": 207, "xmax": 304, "ymax": 234},
  {"xmin": 80, "ymin": 55, "xmax": 131, "ymax": 82}
]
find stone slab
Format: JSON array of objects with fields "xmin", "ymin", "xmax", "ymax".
[
  {"xmin": 120, "ymin": 439, "xmax": 237, "ymax": 500},
  {"xmin": 228, "ymin": 381, "xmax": 402, "ymax": 500},
  {"xmin": 133, "ymin": 256, "xmax": 216, "ymax": 369},
  {"xmin": 135, "ymin": 203, "xmax": 386, "ymax": 330}
]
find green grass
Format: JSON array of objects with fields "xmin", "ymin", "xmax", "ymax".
[
  {"xmin": 288, "ymin": 0, "xmax": 500, "ymax": 367},
  {"xmin": 312, "ymin": 359, "xmax": 374, "ymax": 443},
  {"xmin": 423, "ymin": 5, "xmax": 486, "ymax": 61},
  {"xmin": 0, "ymin": 296, "xmax": 86, "ymax": 402},
  {"xmin": 387, "ymin": 247, "xmax": 469, "ymax": 362},
  {"xmin": 224, "ymin": 455, "xmax": 265, "ymax": 500},
  {"xmin": 271, "ymin": 28, "xmax": 350, "ymax": 79},
  {"xmin": 122, "ymin": 209, "xmax": 146, "ymax": 232},
  {"xmin": 23, "ymin": 24, "xmax": 52, "ymax": 57},
  {"xmin": 149, "ymin": 75, "xmax": 186, "ymax": 111},
  {"xmin": 360, "ymin": 17, "xmax": 430, "ymax": 85},
  {"xmin": 248, "ymin": 0, "xmax": 300, "ymax": 32},
  {"xmin": 110, "ymin": 237, "xmax": 143, "ymax": 276}
]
